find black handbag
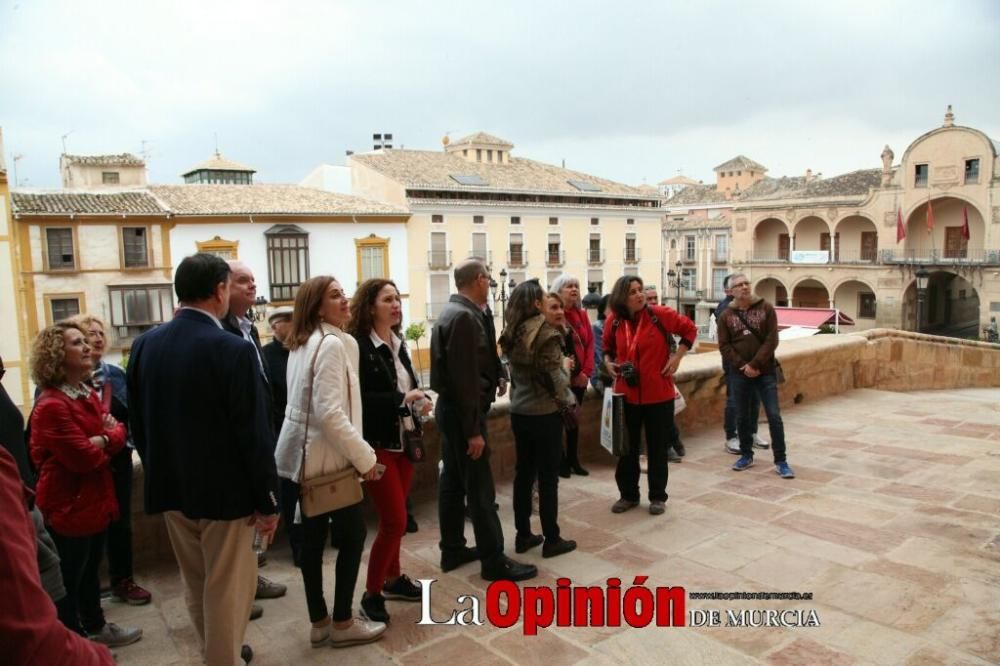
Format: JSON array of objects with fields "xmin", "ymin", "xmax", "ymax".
[{"xmin": 374, "ymin": 343, "xmax": 426, "ymax": 463}]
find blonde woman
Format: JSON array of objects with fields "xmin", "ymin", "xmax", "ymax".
[{"xmin": 275, "ymin": 276, "xmax": 385, "ymax": 648}]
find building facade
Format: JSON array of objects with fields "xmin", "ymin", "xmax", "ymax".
[
  {"xmin": 350, "ymin": 132, "xmax": 663, "ymax": 331},
  {"xmin": 727, "ymin": 108, "xmax": 999, "ymax": 336}
]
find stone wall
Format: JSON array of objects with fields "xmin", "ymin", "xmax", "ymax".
[{"xmin": 130, "ymin": 328, "xmax": 1000, "ymax": 564}]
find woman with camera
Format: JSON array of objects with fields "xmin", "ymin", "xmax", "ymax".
[
  {"xmin": 274, "ymin": 276, "xmax": 385, "ymax": 648},
  {"xmin": 499, "ymin": 281, "xmax": 577, "ymax": 559},
  {"xmin": 348, "ymin": 279, "xmax": 431, "ymax": 625},
  {"xmin": 602, "ymin": 276, "xmax": 698, "ymax": 516},
  {"xmin": 551, "ymin": 274, "xmax": 593, "ymax": 478}
]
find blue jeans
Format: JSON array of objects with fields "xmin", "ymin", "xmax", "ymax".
[
  {"xmin": 725, "ymin": 371, "xmax": 759, "ymax": 440},
  {"xmin": 729, "ymin": 372, "xmax": 786, "ymax": 463}
]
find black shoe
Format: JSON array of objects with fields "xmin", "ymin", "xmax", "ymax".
[
  {"xmin": 481, "ymin": 555, "xmax": 538, "ymax": 582},
  {"xmin": 441, "ymin": 546, "xmax": 480, "ymax": 572},
  {"xmin": 382, "ymin": 574, "xmax": 421, "ymax": 601},
  {"xmin": 570, "ymin": 463, "xmax": 589, "ymax": 476},
  {"xmin": 667, "ymin": 447, "xmax": 682, "ymax": 463},
  {"xmin": 241, "ymin": 644, "xmax": 253, "ymax": 664},
  {"xmin": 360, "ymin": 592, "xmax": 390, "ymax": 623},
  {"xmin": 542, "ymin": 537, "xmax": 577, "ymax": 559},
  {"xmin": 514, "ymin": 533, "xmax": 543, "ymax": 554},
  {"xmin": 406, "ymin": 514, "xmax": 418, "ymax": 534},
  {"xmin": 558, "ymin": 460, "xmax": 571, "ymax": 479},
  {"xmin": 249, "ymin": 603, "xmax": 263, "ymax": 621},
  {"xmin": 256, "ymin": 551, "xmax": 266, "ymax": 568},
  {"xmin": 674, "ymin": 441, "xmax": 686, "ymax": 457}
]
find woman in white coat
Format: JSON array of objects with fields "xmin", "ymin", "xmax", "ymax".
[{"xmin": 275, "ymin": 276, "xmax": 385, "ymax": 649}]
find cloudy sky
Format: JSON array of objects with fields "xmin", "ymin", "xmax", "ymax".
[{"xmin": 2, "ymin": 0, "xmax": 998, "ymax": 189}]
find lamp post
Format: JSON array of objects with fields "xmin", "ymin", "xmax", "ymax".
[
  {"xmin": 914, "ymin": 266, "xmax": 929, "ymax": 332},
  {"xmin": 252, "ymin": 295, "xmax": 269, "ymax": 322},
  {"xmin": 666, "ymin": 260, "xmax": 683, "ymax": 311},
  {"xmin": 490, "ymin": 268, "xmax": 515, "ymax": 328}
]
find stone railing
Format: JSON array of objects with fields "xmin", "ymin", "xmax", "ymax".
[{"xmin": 130, "ymin": 328, "xmax": 1000, "ymax": 564}]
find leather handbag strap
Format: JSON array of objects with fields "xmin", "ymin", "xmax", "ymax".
[{"xmin": 297, "ymin": 332, "xmax": 334, "ymax": 484}]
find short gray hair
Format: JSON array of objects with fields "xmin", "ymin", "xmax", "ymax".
[{"xmin": 550, "ymin": 273, "xmax": 579, "ymax": 294}]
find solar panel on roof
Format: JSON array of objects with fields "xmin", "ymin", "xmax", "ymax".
[
  {"xmin": 567, "ymin": 179, "xmax": 602, "ymax": 192},
  {"xmin": 450, "ymin": 174, "xmax": 489, "ymax": 186}
]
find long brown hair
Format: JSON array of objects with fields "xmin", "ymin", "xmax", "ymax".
[
  {"xmin": 347, "ymin": 278, "xmax": 400, "ymax": 338},
  {"xmin": 287, "ymin": 275, "xmax": 336, "ymax": 351}
]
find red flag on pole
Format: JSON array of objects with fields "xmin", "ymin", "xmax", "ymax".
[
  {"xmin": 926, "ymin": 199, "xmax": 935, "ymax": 233},
  {"xmin": 961, "ymin": 206, "xmax": 970, "ymax": 241},
  {"xmin": 896, "ymin": 208, "xmax": 905, "ymax": 243}
]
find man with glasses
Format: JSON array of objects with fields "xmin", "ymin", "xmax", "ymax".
[
  {"xmin": 715, "ymin": 275, "xmax": 769, "ymax": 454},
  {"xmin": 716, "ymin": 273, "xmax": 794, "ymax": 479}
]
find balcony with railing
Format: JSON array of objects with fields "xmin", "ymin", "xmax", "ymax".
[
  {"xmin": 713, "ymin": 251, "xmax": 729, "ymax": 263},
  {"xmin": 507, "ymin": 248, "xmax": 528, "ymax": 267},
  {"xmin": 426, "ymin": 301, "xmax": 449, "ymax": 320},
  {"xmin": 881, "ymin": 248, "xmax": 1000, "ymax": 266},
  {"xmin": 546, "ymin": 249, "xmax": 565, "ymax": 267},
  {"xmin": 467, "ymin": 250, "xmax": 493, "ymax": 265},
  {"xmin": 623, "ymin": 247, "xmax": 641, "ymax": 264},
  {"xmin": 427, "ymin": 250, "xmax": 452, "ymax": 269},
  {"xmin": 745, "ymin": 247, "xmax": 1000, "ymax": 266},
  {"xmin": 587, "ymin": 248, "xmax": 605, "ymax": 265}
]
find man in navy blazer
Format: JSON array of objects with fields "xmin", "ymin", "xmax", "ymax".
[{"xmin": 127, "ymin": 253, "xmax": 279, "ymax": 666}]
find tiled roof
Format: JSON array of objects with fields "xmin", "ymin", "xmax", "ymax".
[
  {"xmin": 713, "ymin": 155, "xmax": 767, "ymax": 172},
  {"xmin": 740, "ymin": 169, "xmax": 883, "ymax": 201},
  {"xmin": 664, "ymin": 184, "xmax": 731, "ymax": 206},
  {"xmin": 450, "ymin": 132, "xmax": 513, "ymax": 148},
  {"xmin": 149, "ymin": 184, "xmax": 407, "ymax": 215},
  {"xmin": 658, "ymin": 175, "xmax": 700, "ymax": 186},
  {"xmin": 12, "ymin": 190, "xmax": 166, "ymax": 215},
  {"xmin": 181, "ymin": 152, "xmax": 256, "ymax": 176},
  {"xmin": 62, "ymin": 153, "xmax": 145, "ymax": 167},
  {"xmin": 352, "ymin": 150, "xmax": 657, "ymax": 200},
  {"xmin": 663, "ymin": 216, "xmax": 732, "ymax": 231}
]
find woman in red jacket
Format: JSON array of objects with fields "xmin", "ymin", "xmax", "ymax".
[
  {"xmin": 29, "ymin": 322, "xmax": 141, "ymax": 647},
  {"xmin": 552, "ymin": 274, "xmax": 594, "ymax": 477},
  {"xmin": 602, "ymin": 276, "xmax": 697, "ymax": 516}
]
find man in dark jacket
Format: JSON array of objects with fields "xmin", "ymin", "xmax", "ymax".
[
  {"xmin": 431, "ymin": 258, "xmax": 536, "ymax": 582},
  {"xmin": 716, "ymin": 273, "xmax": 794, "ymax": 479},
  {"xmin": 715, "ymin": 275, "xmax": 766, "ymax": 454},
  {"xmin": 127, "ymin": 253, "xmax": 279, "ymax": 665}
]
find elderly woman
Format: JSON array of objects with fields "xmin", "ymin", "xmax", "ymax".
[
  {"xmin": 72, "ymin": 314, "xmax": 152, "ymax": 606},
  {"xmin": 29, "ymin": 322, "xmax": 141, "ymax": 647},
  {"xmin": 602, "ymin": 276, "xmax": 698, "ymax": 516},
  {"xmin": 499, "ymin": 281, "xmax": 577, "ymax": 559},
  {"xmin": 275, "ymin": 276, "xmax": 386, "ymax": 649},
  {"xmin": 551, "ymin": 274, "xmax": 594, "ymax": 477},
  {"xmin": 348, "ymin": 278, "xmax": 431, "ymax": 624}
]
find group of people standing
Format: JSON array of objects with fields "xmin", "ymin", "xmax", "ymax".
[{"xmin": 3, "ymin": 251, "xmax": 793, "ymax": 665}]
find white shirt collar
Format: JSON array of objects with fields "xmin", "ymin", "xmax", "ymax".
[
  {"xmin": 181, "ymin": 305, "xmax": 224, "ymax": 329},
  {"xmin": 369, "ymin": 330, "xmax": 400, "ymax": 352},
  {"xmin": 57, "ymin": 382, "xmax": 91, "ymax": 400}
]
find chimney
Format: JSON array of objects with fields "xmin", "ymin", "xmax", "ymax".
[{"xmin": 805, "ymin": 168, "xmax": 813, "ymax": 183}]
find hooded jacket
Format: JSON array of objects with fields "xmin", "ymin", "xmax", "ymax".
[{"xmin": 506, "ymin": 315, "xmax": 574, "ymax": 416}]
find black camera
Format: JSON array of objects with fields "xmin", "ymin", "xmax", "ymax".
[{"xmin": 619, "ymin": 361, "xmax": 639, "ymax": 387}]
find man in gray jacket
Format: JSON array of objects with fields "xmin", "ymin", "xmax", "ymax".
[{"xmin": 431, "ymin": 259, "xmax": 537, "ymax": 582}]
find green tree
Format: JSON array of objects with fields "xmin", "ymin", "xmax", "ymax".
[{"xmin": 405, "ymin": 322, "xmax": 427, "ymax": 380}]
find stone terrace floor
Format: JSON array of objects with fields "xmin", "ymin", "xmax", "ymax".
[{"xmin": 107, "ymin": 388, "xmax": 999, "ymax": 665}]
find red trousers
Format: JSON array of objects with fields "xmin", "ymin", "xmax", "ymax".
[{"xmin": 365, "ymin": 449, "xmax": 413, "ymax": 594}]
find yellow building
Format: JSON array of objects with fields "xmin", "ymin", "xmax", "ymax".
[
  {"xmin": 350, "ymin": 132, "xmax": 663, "ymax": 329},
  {"xmin": 722, "ymin": 107, "xmax": 999, "ymax": 336}
]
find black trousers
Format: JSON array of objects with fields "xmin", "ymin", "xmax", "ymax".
[
  {"xmin": 280, "ymin": 478, "xmax": 303, "ymax": 566},
  {"xmin": 299, "ymin": 499, "xmax": 366, "ymax": 623},
  {"xmin": 436, "ymin": 398, "xmax": 504, "ymax": 566},
  {"xmin": 562, "ymin": 386, "xmax": 587, "ymax": 466},
  {"xmin": 50, "ymin": 529, "xmax": 106, "ymax": 635},
  {"xmin": 616, "ymin": 401, "xmax": 672, "ymax": 503},
  {"xmin": 105, "ymin": 447, "xmax": 134, "ymax": 586},
  {"xmin": 511, "ymin": 412, "xmax": 563, "ymax": 540}
]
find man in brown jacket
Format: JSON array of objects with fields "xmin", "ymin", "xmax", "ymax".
[{"xmin": 716, "ymin": 273, "xmax": 795, "ymax": 479}]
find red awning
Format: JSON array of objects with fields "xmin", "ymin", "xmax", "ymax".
[{"xmin": 775, "ymin": 307, "xmax": 855, "ymax": 328}]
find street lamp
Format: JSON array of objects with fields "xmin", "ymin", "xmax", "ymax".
[
  {"xmin": 490, "ymin": 268, "xmax": 515, "ymax": 328},
  {"xmin": 252, "ymin": 295, "xmax": 269, "ymax": 322},
  {"xmin": 914, "ymin": 266, "xmax": 929, "ymax": 332},
  {"xmin": 666, "ymin": 260, "xmax": 683, "ymax": 311}
]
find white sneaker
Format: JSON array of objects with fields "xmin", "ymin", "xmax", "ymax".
[
  {"xmin": 310, "ymin": 620, "xmax": 330, "ymax": 648},
  {"xmin": 725, "ymin": 437, "xmax": 741, "ymax": 454},
  {"xmin": 753, "ymin": 434, "xmax": 770, "ymax": 449},
  {"xmin": 329, "ymin": 617, "xmax": 386, "ymax": 648},
  {"xmin": 88, "ymin": 622, "xmax": 142, "ymax": 647}
]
